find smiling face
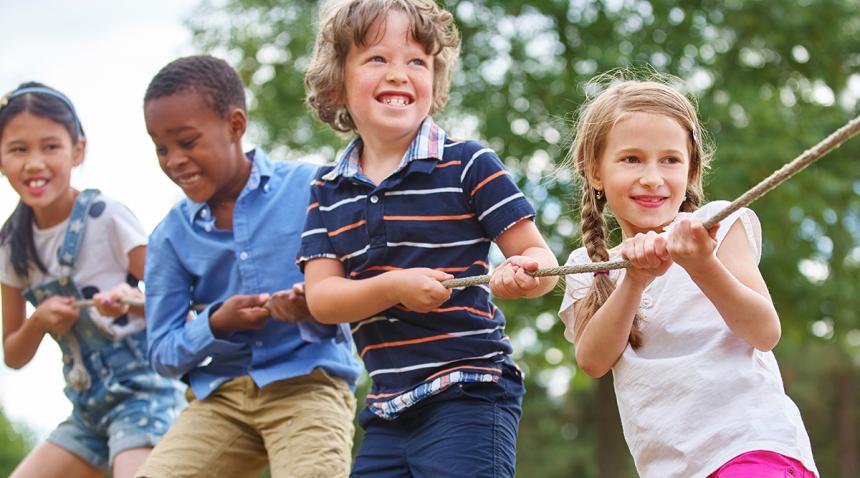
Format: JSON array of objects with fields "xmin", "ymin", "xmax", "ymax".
[
  {"xmin": 342, "ymin": 9, "xmax": 434, "ymax": 145},
  {"xmin": 0, "ymin": 111, "xmax": 83, "ymax": 227},
  {"xmin": 144, "ymin": 89, "xmax": 248, "ymax": 206},
  {"xmin": 593, "ymin": 111, "xmax": 691, "ymax": 237}
]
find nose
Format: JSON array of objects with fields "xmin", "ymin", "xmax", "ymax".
[
  {"xmin": 24, "ymin": 155, "xmax": 47, "ymax": 172},
  {"xmin": 639, "ymin": 162, "xmax": 664, "ymax": 188},
  {"xmin": 385, "ymin": 64, "xmax": 408, "ymax": 84},
  {"xmin": 160, "ymin": 149, "xmax": 188, "ymax": 172}
]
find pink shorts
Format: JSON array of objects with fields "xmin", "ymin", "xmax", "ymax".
[{"xmin": 707, "ymin": 450, "xmax": 816, "ymax": 478}]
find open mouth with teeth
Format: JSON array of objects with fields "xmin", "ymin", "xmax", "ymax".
[
  {"xmin": 25, "ymin": 178, "xmax": 50, "ymax": 194},
  {"xmin": 174, "ymin": 173, "xmax": 202, "ymax": 187},
  {"xmin": 377, "ymin": 93, "xmax": 413, "ymax": 106}
]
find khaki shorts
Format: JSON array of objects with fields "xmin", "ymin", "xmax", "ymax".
[{"xmin": 136, "ymin": 369, "xmax": 356, "ymax": 478}]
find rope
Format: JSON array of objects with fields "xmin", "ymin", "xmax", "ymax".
[
  {"xmin": 442, "ymin": 115, "xmax": 860, "ymax": 289},
  {"xmin": 72, "ymin": 297, "xmax": 145, "ymax": 309},
  {"xmin": 72, "ymin": 298, "xmax": 264, "ymax": 313}
]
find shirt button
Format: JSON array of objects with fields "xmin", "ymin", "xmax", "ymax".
[
  {"xmin": 204, "ymin": 224, "xmax": 213, "ymax": 232},
  {"xmin": 263, "ymin": 184, "xmax": 270, "ymax": 192},
  {"xmin": 239, "ymin": 251, "xmax": 249, "ymax": 261},
  {"xmin": 370, "ymin": 195, "xmax": 379, "ymax": 204},
  {"xmin": 641, "ymin": 294, "xmax": 653, "ymax": 309}
]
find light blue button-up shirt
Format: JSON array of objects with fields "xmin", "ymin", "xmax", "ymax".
[{"xmin": 145, "ymin": 149, "xmax": 361, "ymax": 399}]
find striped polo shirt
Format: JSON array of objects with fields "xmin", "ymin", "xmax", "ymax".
[{"xmin": 298, "ymin": 117, "xmax": 535, "ymax": 419}]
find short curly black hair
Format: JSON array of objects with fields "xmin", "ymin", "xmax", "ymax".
[{"xmin": 144, "ymin": 55, "xmax": 246, "ymax": 117}]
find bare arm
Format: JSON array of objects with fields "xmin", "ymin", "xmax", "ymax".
[
  {"xmin": 304, "ymin": 258, "xmax": 453, "ymax": 324},
  {"xmin": 676, "ymin": 219, "xmax": 780, "ymax": 351},
  {"xmin": 573, "ymin": 231, "xmax": 672, "ymax": 377},
  {"xmin": 2, "ymin": 284, "xmax": 77, "ymax": 369},
  {"xmin": 492, "ymin": 220, "xmax": 559, "ymax": 299}
]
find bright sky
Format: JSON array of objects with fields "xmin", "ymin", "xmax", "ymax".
[{"xmin": 0, "ymin": 0, "xmax": 201, "ymax": 438}]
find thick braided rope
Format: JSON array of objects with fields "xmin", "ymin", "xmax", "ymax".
[{"xmin": 443, "ymin": 115, "xmax": 860, "ymax": 289}]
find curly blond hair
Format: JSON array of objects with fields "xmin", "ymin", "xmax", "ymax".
[
  {"xmin": 565, "ymin": 72, "xmax": 713, "ymax": 348},
  {"xmin": 305, "ymin": 0, "xmax": 461, "ymax": 132}
]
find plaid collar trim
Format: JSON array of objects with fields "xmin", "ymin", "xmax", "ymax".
[{"xmin": 322, "ymin": 117, "xmax": 446, "ymax": 182}]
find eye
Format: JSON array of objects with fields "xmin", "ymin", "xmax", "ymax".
[
  {"xmin": 409, "ymin": 57, "xmax": 427, "ymax": 67},
  {"xmin": 621, "ymin": 155, "xmax": 639, "ymax": 163},
  {"xmin": 179, "ymin": 137, "xmax": 198, "ymax": 149},
  {"xmin": 662, "ymin": 156, "xmax": 682, "ymax": 164},
  {"xmin": 45, "ymin": 142, "xmax": 62, "ymax": 152},
  {"xmin": 155, "ymin": 146, "xmax": 167, "ymax": 156},
  {"xmin": 369, "ymin": 55, "xmax": 385, "ymax": 63}
]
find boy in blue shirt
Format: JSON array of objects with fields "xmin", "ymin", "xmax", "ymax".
[
  {"xmin": 300, "ymin": 1, "xmax": 559, "ymax": 476},
  {"xmin": 137, "ymin": 55, "xmax": 362, "ymax": 478}
]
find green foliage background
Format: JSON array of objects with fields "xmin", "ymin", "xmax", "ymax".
[
  {"xmin": 0, "ymin": 408, "xmax": 35, "ymax": 476},
  {"xmin": 184, "ymin": 0, "xmax": 859, "ymax": 476}
]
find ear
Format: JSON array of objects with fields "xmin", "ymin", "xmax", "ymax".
[
  {"xmin": 228, "ymin": 108, "xmax": 247, "ymax": 143},
  {"xmin": 72, "ymin": 137, "xmax": 86, "ymax": 167},
  {"xmin": 588, "ymin": 170, "xmax": 602, "ymax": 192}
]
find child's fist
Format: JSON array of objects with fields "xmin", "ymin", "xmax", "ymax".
[
  {"xmin": 92, "ymin": 283, "xmax": 142, "ymax": 318},
  {"xmin": 392, "ymin": 268, "xmax": 453, "ymax": 313},
  {"xmin": 268, "ymin": 283, "xmax": 312, "ymax": 323},
  {"xmin": 210, "ymin": 293, "xmax": 271, "ymax": 337},
  {"xmin": 621, "ymin": 231, "xmax": 672, "ymax": 287},
  {"xmin": 32, "ymin": 296, "xmax": 80, "ymax": 335},
  {"xmin": 490, "ymin": 256, "xmax": 540, "ymax": 299},
  {"xmin": 666, "ymin": 219, "xmax": 719, "ymax": 273}
]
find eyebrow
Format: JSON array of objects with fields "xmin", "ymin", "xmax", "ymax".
[
  {"xmin": 3, "ymin": 135, "xmax": 64, "ymax": 145},
  {"xmin": 164, "ymin": 126, "xmax": 197, "ymax": 135},
  {"xmin": 615, "ymin": 147, "xmax": 687, "ymax": 157}
]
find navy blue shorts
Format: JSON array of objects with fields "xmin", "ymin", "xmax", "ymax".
[{"xmin": 351, "ymin": 362, "xmax": 524, "ymax": 478}]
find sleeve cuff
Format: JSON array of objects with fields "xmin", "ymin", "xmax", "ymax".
[{"xmin": 187, "ymin": 302, "xmax": 246, "ymax": 354}]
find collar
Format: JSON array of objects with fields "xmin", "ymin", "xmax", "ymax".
[
  {"xmin": 185, "ymin": 148, "xmax": 273, "ymax": 224},
  {"xmin": 322, "ymin": 117, "xmax": 447, "ymax": 182}
]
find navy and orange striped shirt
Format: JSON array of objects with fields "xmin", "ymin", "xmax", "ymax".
[{"xmin": 298, "ymin": 117, "xmax": 535, "ymax": 419}]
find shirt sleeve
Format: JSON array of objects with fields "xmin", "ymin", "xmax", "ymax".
[
  {"xmin": 144, "ymin": 222, "xmax": 246, "ymax": 378},
  {"xmin": 296, "ymin": 177, "xmax": 339, "ymax": 270},
  {"xmin": 558, "ymin": 248, "xmax": 597, "ymax": 344},
  {"xmin": 0, "ymin": 243, "xmax": 26, "ymax": 288},
  {"xmin": 105, "ymin": 198, "xmax": 148, "ymax": 270},
  {"xmin": 705, "ymin": 201, "xmax": 762, "ymax": 264},
  {"xmin": 459, "ymin": 144, "xmax": 536, "ymax": 239}
]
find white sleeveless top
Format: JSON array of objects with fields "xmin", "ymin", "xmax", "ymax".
[{"xmin": 559, "ymin": 201, "xmax": 817, "ymax": 478}]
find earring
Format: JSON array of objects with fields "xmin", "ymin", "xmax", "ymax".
[{"xmin": 595, "ymin": 189, "xmax": 603, "ymax": 200}]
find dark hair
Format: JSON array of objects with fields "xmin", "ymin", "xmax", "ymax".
[
  {"xmin": 0, "ymin": 82, "xmax": 86, "ymax": 279},
  {"xmin": 144, "ymin": 55, "xmax": 246, "ymax": 117}
]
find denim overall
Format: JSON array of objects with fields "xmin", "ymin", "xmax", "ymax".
[{"xmin": 22, "ymin": 189, "xmax": 151, "ymax": 397}]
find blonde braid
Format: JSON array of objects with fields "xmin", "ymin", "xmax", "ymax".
[{"xmin": 575, "ymin": 188, "xmax": 644, "ymax": 348}]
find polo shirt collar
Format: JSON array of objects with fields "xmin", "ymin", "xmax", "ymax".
[{"xmin": 322, "ymin": 116, "xmax": 447, "ymax": 182}]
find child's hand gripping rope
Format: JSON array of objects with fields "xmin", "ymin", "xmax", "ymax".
[{"xmin": 442, "ymin": 114, "xmax": 860, "ymax": 288}]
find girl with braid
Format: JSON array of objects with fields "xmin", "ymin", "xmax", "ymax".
[
  {"xmin": 558, "ymin": 77, "xmax": 818, "ymax": 478},
  {"xmin": 0, "ymin": 83, "xmax": 185, "ymax": 478}
]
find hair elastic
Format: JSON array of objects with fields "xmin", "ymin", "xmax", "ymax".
[
  {"xmin": 593, "ymin": 270, "xmax": 609, "ymax": 277},
  {"xmin": 0, "ymin": 86, "xmax": 82, "ymax": 136}
]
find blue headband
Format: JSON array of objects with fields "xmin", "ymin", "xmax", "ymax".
[{"xmin": 0, "ymin": 86, "xmax": 83, "ymax": 137}]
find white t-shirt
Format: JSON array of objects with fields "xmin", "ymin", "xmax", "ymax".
[
  {"xmin": 0, "ymin": 194, "xmax": 147, "ymax": 338},
  {"xmin": 559, "ymin": 201, "xmax": 818, "ymax": 478}
]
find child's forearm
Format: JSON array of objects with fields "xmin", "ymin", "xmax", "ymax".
[
  {"xmin": 306, "ymin": 274, "xmax": 402, "ymax": 324},
  {"xmin": 574, "ymin": 277, "xmax": 645, "ymax": 378},
  {"xmin": 688, "ymin": 260, "xmax": 781, "ymax": 351},
  {"xmin": 3, "ymin": 316, "xmax": 47, "ymax": 369}
]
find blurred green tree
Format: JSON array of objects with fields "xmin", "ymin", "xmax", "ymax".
[
  {"xmin": 0, "ymin": 407, "xmax": 34, "ymax": 476},
  {"xmin": 189, "ymin": 0, "xmax": 860, "ymax": 476}
]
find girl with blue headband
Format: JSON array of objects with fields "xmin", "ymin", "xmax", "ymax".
[{"xmin": 0, "ymin": 83, "xmax": 185, "ymax": 478}]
